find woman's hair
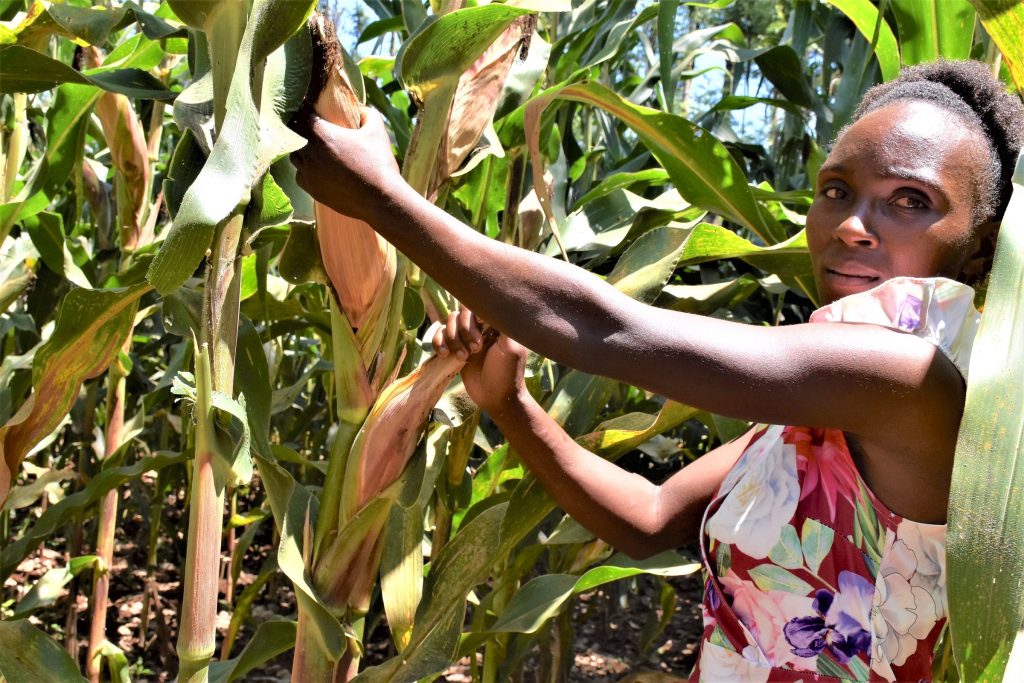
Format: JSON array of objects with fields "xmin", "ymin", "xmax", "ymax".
[{"xmin": 852, "ymin": 59, "xmax": 1024, "ymax": 227}]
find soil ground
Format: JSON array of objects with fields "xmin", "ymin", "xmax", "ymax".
[{"xmin": 5, "ymin": 463, "xmax": 704, "ymax": 682}]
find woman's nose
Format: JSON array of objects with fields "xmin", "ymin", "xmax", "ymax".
[{"xmin": 834, "ymin": 213, "xmax": 878, "ymax": 248}]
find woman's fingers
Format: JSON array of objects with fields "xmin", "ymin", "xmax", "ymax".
[
  {"xmin": 457, "ymin": 307, "xmax": 482, "ymax": 353},
  {"xmin": 445, "ymin": 312, "xmax": 469, "ymax": 359},
  {"xmin": 432, "ymin": 324, "xmax": 448, "ymax": 356}
]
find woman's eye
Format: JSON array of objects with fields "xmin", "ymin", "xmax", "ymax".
[
  {"xmin": 822, "ymin": 186, "xmax": 846, "ymax": 200},
  {"xmin": 893, "ymin": 195, "xmax": 927, "ymax": 209}
]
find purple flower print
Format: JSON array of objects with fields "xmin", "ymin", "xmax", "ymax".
[
  {"xmin": 784, "ymin": 571, "xmax": 873, "ymax": 664},
  {"xmin": 896, "ymin": 295, "xmax": 922, "ymax": 332},
  {"xmin": 706, "ymin": 579, "xmax": 721, "ymax": 610}
]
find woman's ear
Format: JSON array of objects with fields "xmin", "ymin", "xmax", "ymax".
[{"xmin": 958, "ymin": 219, "xmax": 1000, "ymax": 287}]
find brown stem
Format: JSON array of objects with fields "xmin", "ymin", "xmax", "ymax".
[
  {"xmin": 65, "ymin": 381, "xmax": 99, "ymax": 659},
  {"xmin": 177, "ymin": 212, "xmax": 243, "ymax": 682},
  {"xmin": 86, "ymin": 350, "xmax": 129, "ymax": 683}
]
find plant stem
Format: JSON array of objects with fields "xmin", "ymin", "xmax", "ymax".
[
  {"xmin": 86, "ymin": 347, "xmax": 128, "ymax": 683},
  {"xmin": 177, "ymin": 212, "xmax": 244, "ymax": 682}
]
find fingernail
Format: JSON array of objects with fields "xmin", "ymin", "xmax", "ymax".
[
  {"xmin": 470, "ymin": 341, "xmax": 481, "ymax": 352},
  {"xmin": 456, "ymin": 349, "xmax": 468, "ymax": 360},
  {"xmin": 438, "ymin": 345, "xmax": 448, "ymax": 355}
]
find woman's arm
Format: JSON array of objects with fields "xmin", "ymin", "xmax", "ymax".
[
  {"xmin": 292, "ymin": 113, "xmax": 965, "ymax": 454},
  {"xmin": 491, "ymin": 392, "xmax": 756, "ymax": 558},
  {"xmin": 437, "ymin": 317, "xmax": 754, "ymax": 558}
]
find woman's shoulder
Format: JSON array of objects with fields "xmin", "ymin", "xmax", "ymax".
[{"xmin": 809, "ymin": 276, "xmax": 981, "ymax": 379}]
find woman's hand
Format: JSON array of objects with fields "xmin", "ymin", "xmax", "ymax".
[
  {"xmin": 433, "ymin": 309, "xmax": 529, "ymax": 415},
  {"xmin": 289, "ymin": 107, "xmax": 407, "ymax": 224}
]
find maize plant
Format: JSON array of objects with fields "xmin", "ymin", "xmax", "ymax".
[{"xmin": 284, "ymin": 9, "xmax": 536, "ymax": 681}]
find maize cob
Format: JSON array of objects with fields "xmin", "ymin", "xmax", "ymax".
[
  {"xmin": 304, "ymin": 14, "xmax": 396, "ymax": 330},
  {"xmin": 84, "ymin": 46, "xmax": 153, "ymax": 251},
  {"xmin": 429, "ymin": 16, "xmax": 535, "ymax": 196}
]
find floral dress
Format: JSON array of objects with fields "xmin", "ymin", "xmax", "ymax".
[{"xmin": 690, "ymin": 277, "xmax": 980, "ymax": 683}]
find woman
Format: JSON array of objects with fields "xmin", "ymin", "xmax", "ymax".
[{"xmin": 292, "ymin": 60, "xmax": 1024, "ymax": 680}]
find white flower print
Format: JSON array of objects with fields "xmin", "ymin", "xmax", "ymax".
[
  {"xmin": 698, "ymin": 641, "xmax": 771, "ymax": 682},
  {"xmin": 707, "ymin": 427, "xmax": 800, "ymax": 559},
  {"xmin": 869, "ymin": 525, "xmax": 944, "ymax": 681}
]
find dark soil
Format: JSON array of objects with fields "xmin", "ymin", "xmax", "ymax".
[{"xmin": 4, "ymin": 487, "xmax": 704, "ymax": 682}]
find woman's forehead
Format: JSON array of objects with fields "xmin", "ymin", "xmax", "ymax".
[{"xmin": 825, "ymin": 101, "xmax": 985, "ymax": 192}]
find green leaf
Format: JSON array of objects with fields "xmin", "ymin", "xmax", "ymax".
[
  {"xmin": 9, "ymin": 0, "xmax": 183, "ymax": 46},
  {"xmin": 209, "ymin": 620, "xmax": 297, "ymax": 683},
  {"xmin": 768, "ymin": 524, "xmax": 804, "ymax": 570},
  {"xmin": 489, "ymin": 552, "xmax": 698, "ymax": 634},
  {"xmin": 824, "ymin": 0, "xmax": 901, "ymax": 81},
  {"xmin": 0, "ymin": 464, "xmax": 73, "ymax": 513},
  {"xmin": 891, "ymin": 0, "xmax": 976, "ymax": 65},
  {"xmin": 354, "ymin": 503, "xmax": 509, "ymax": 683},
  {"xmin": 396, "ymin": 5, "xmax": 534, "ymax": 101},
  {"xmin": 658, "ymin": 0, "xmax": 681, "ymax": 110},
  {"xmin": 753, "ymin": 45, "xmax": 818, "ymax": 108},
  {"xmin": 0, "ymin": 284, "xmax": 149, "ymax": 507},
  {"xmin": 253, "ymin": 453, "xmax": 346, "ymax": 660},
  {"xmin": 1, "ymin": 451, "xmax": 187, "ymax": 579},
  {"xmin": 10, "ymin": 555, "xmax": 99, "ymax": 619},
  {"xmin": 607, "ymin": 226, "xmax": 689, "ymax": 304},
  {"xmin": 0, "ymin": 45, "xmax": 174, "ymax": 98},
  {"xmin": 679, "ymin": 223, "xmax": 812, "ymax": 279},
  {"xmin": 21, "ymin": 211, "xmax": 91, "ymax": 288},
  {"xmin": 146, "ymin": 0, "xmax": 316, "ymax": 295},
  {"xmin": 525, "ymin": 81, "xmax": 787, "ymax": 245},
  {"xmin": 970, "ymin": 0, "xmax": 1024, "ymax": 91},
  {"xmin": 800, "ymin": 518, "xmax": 834, "ymax": 575},
  {"xmin": 95, "ymin": 640, "xmax": 130, "ymax": 683},
  {"xmin": 748, "ymin": 564, "xmax": 813, "ymax": 595},
  {"xmin": 488, "ymin": 574, "xmax": 578, "ymax": 634},
  {"xmin": 0, "ymin": 619, "xmax": 86, "ymax": 682},
  {"xmin": 948, "ymin": 151, "xmax": 1024, "ymax": 682},
  {"xmin": 657, "ymin": 275, "xmax": 761, "ymax": 315}
]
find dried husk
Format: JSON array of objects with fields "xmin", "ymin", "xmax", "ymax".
[
  {"xmin": 305, "ymin": 14, "xmax": 396, "ymax": 329},
  {"xmin": 83, "ymin": 46, "xmax": 153, "ymax": 251},
  {"xmin": 340, "ymin": 351, "xmax": 468, "ymax": 523},
  {"xmin": 430, "ymin": 16, "xmax": 534, "ymax": 194}
]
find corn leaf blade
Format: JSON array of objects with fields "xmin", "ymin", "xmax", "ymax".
[
  {"xmin": 891, "ymin": 0, "xmax": 976, "ymax": 65},
  {"xmin": 0, "ymin": 619, "xmax": 86, "ymax": 682},
  {"xmin": 147, "ymin": 0, "xmax": 315, "ymax": 295},
  {"xmin": 948, "ymin": 152, "xmax": 1024, "ymax": 681},
  {"xmin": 970, "ymin": 0, "xmax": 1024, "ymax": 91}
]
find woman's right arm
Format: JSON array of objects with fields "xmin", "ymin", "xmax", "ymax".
[
  {"xmin": 491, "ymin": 390, "xmax": 755, "ymax": 558},
  {"xmin": 436, "ymin": 314, "xmax": 752, "ymax": 558}
]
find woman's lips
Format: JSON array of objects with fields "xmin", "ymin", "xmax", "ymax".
[{"xmin": 825, "ymin": 267, "xmax": 880, "ymax": 283}]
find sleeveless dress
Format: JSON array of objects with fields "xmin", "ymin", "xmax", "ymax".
[{"xmin": 689, "ymin": 277, "xmax": 981, "ymax": 683}]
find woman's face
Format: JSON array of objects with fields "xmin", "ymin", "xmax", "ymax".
[{"xmin": 806, "ymin": 100, "xmax": 989, "ymax": 304}]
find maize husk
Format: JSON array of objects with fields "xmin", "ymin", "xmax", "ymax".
[
  {"xmin": 429, "ymin": 16, "xmax": 535, "ymax": 195},
  {"xmin": 84, "ymin": 46, "xmax": 153, "ymax": 251},
  {"xmin": 304, "ymin": 14, "xmax": 396, "ymax": 330},
  {"xmin": 340, "ymin": 349, "xmax": 470, "ymax": 523}
]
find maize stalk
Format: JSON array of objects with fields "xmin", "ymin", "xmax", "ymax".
[
  {"xmin": 177, "ymin": 340, "xmax": 224, "ymax": 683},
  {"xmin": 78, "ymin": 46, "xmax": 161, "ymax": 681},
  {"xmin": 85, "ymin": 345, "xmax": 130, "ymax": 683}
]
